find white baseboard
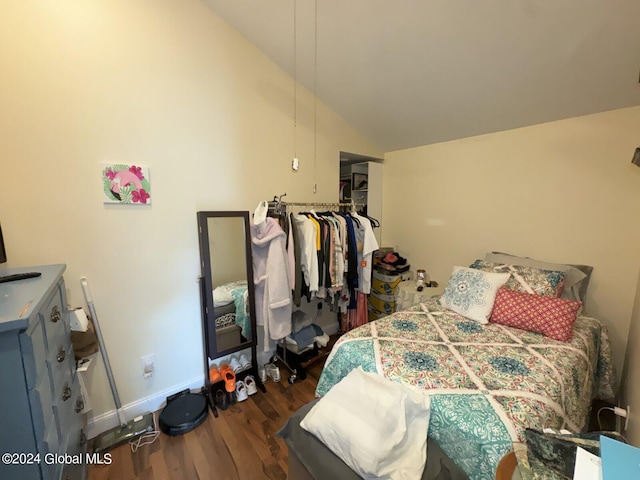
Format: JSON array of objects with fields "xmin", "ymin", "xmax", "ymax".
[
  {"xmin": 86, "ymin": 374, "xmax": 204, "ymax": 439},
  {"xmin": 87, "ymin": 320, "xmax": 339, "ymax": 439}
]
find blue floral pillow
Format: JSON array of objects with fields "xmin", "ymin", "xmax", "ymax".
[{"xmin": 439, "ymin": 266, "xmax": 510, "ymax": 324}]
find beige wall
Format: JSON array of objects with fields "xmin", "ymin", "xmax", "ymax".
[
  {"xmin": 0, "ymin": 0, "xmax": 380, "ymax": 423},
  {"xmin": 621, "ymin": 269, "xmax": 640, "ymax": 446},
  {"xmin": 383, "ymin": 106, "xmax": 640, "ymax": 384}
]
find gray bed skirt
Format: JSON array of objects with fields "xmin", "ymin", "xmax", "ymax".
[{"xmin": 277, "ymin": 399, "xmax": 469, "ymax": 480}]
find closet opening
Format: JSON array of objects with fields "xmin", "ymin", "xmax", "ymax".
[{"xmin": 339, "ymin": 151, "xmax": 383, "ymax": 245}]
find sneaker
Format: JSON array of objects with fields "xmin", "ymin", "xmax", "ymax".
[
  {"xmin": 245, "ymin": 375, "xmax": 258, "ymax": 395},
  {"xmin": 220, "ymin": 364, "xmax": 236, "ymax": 393},
  {"xmin": 238, "ymin": 354, "xmax": 251, "ymax": 372},
  {"xmin": 229, "ymin": 356, "xmax": 242, "ymax": 373},
  {"xmin": 209, "ymin": 366, "xmax": 222, "ymax": 384},
  {"xmin": 265, "ymin": 363, "xmax": 281, "ymax": 383},
  {"xmin": 258, "ymin": 364, "xmax": 268, "ymax": 383},
  {"xmin": 236, "ymin": 381, "xmax": 248, "ymax": 402}
]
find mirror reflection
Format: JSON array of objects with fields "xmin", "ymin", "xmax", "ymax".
[
  {"xmin": 203, "ymin": 214, "xmax": 254, "ymax": 354},
  {"xmin": 198, "ymin": 211, "xmax": 256, "ymax": 360}
]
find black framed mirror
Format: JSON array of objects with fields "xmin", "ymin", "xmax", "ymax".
[{"xmin": 197, "ymin": 211, "xmax": 257, "ymax": 358}]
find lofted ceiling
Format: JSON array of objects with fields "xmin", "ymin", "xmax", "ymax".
[{"xmin": 203, "ymin": 0, "xmax": 640, "ymax": 152}]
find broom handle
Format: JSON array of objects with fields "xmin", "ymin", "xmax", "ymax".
[{"xmin": 81, "ymin": 277, "xmax": 126, "ymax": 427}]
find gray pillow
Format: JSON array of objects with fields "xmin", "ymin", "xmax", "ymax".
[{"xmin": 485, "ymin": 252, "xmax": 593, "ymax": 306}]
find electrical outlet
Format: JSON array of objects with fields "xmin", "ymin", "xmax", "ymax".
[{"xmin": 141, "ymin": 353, "xmax": 155, "ymax": 380}]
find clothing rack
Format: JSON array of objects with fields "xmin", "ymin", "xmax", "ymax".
[
  {"xmin": 266, "ymin": 194, "xmax": 367, "ymax": 382},
  {"xmin": 278, "ymin": 201, "xmax": 365, "ymax": 209},
  {"xmin": 268, "ymin": 193, "xmax": 364, "ymax": 212}
]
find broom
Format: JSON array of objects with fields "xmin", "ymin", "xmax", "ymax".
[{"xmin": 81, "ymin": 277, "xmax": 155, "ymax": 453}]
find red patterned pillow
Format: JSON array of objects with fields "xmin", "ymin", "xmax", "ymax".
[{"xmin": 491, "ymin": 287, "xmax": 582, "ymax": 342}]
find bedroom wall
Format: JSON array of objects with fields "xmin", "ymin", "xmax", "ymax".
[
  {"xmin": 382, "ymin": 106, "xmax": 640, "ymax": 386},
  {"xmin": 0, "ymin": 0, "xmax": 381, "ymax": 432}
]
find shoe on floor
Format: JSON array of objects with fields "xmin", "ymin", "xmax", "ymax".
[
  {"xmin": 245, "ymin": 375, "xmax": 258, "ymax": 395},
  {"xmin": 215, "ymin": 389, "xmax": 228, "ymax": 410},
  {"xmin": 265, "ymin": 363, "xmax": 281, "ymax": 383},
  {"xmin": 238, "ymin": 353, "xmax": 251, "ymax": 372},
  {"xmin": 220, "ymin": 365, "xmax": 236, "ymax": 392},
  {"xmin": 258, "ymin": 364, "xmax": 267, "ymax": 383},
  {"xmin": 236, "ymin": 381, "xmax": 248, "ymax": 402},
  {"xmin": 209, "ymin": 366, "xmax": 222, "ymax": 384}
]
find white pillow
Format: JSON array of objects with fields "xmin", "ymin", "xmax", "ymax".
[
  {"xmin": 212, "ymin": 286, "xmax": 234, "ymax": 307},
  {"xmin": 300, "ymin": 367, "xmax": 431, "ymax": 480},
  {"xmin": 439, "ymin": 266, "xmax": 510, "ymax": 324}
]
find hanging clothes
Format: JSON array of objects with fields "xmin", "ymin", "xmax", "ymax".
[
  {"xmin": 251, "ymin": 216, "xmax": 292, "ymax": 352},
  {"xmin": 351, "ymin": 211, "xmax": 379, "ymax": 295},
  {"xmin": 267, "ymin": 198, "xmax": 380, "ymax": 333}
]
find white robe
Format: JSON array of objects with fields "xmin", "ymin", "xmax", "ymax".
[{"xmin": 251, "ymin": 217, "xmax": 293, "ymax": 351}]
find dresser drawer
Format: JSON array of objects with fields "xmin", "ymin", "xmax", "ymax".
[
  {"xmin": 59, "ymin": 385, "xmax": 86, "ymax": 480},
  {"xmin": 41, "ymin": 418, "xmax": 61, "ymax": 480},
  {"xmin": 27, "ymin": 374, "xmax": 55, "ymax": 442},
  {"xmin": 41, "ymin": 286, "xmax": 68, "ymax": 358},
  {"xmin": 48, "ymin": 337, "xmax": 75, "ymax": 389},
  {"xmin": 55, "ymin": 379, "xmax": 82, "ymax": 451}
]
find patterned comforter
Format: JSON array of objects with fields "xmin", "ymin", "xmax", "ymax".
[{"xmin": 316, "ymin": 299, "xmax": 615, "ymax": 480}]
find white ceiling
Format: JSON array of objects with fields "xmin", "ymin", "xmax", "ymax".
[{"xmin": 204, "ymin": 0, "xmax": 640, "ymax": 152}]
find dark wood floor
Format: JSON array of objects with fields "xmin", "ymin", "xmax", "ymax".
[{"xmin": 88, "ymin": 347, "xmax": 330, "ymax": 480}]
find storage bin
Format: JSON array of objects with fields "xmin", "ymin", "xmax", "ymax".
[{"xmin": 368, "ymin": 294, "xmax": 396, "ymax": 315}]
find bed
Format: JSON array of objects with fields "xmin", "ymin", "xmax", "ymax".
[
  {"xmin": 212, "ymin": 280, "xmax": 251, "ymax": 337},
  {"xmin": 315, "ymin": 295, "xmax": 615, "ymax": 480}
]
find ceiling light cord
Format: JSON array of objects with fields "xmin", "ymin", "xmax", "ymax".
[
  {"xmin": 293, "ymin": 0, "xmax": 297, "ymax": 162},
  {"xmin": 313, "ymin": 0, "xmax": 318, "ymax": 194}
]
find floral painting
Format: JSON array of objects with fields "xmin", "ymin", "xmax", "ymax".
[{"xmin": 102, "ymin": 164, "xmax": 151, "ymax": 205}]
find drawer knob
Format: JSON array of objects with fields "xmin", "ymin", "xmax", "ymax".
[
  {"xmin": 62, "ymin": 382, "xmax": 71, "ymax": 401},
  {"xmin": 50, "ymin": 305, "xmax": 61, "ymax": 323},
  {"xmin": 75, "ymin": 397, "xmax": 85, "ymax": 413},
  {"xmin": 57, "ymin": 345, "xmax": 66, "ymax": 363}
]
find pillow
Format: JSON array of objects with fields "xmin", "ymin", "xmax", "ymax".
[
  {"xmin": 213, "ymin": 286, "xmax": 234, "ymax": 307},
  {"xmin": 439, "ymin": 266, "xmax": 510, "ymax": 324},
  {"xmin": 469, "ymin": 259, "xmax": 566, "ymax": 297},
  {"xmin": 300, "ymin": 367, "xmax": 431, "ymax": 480},
  {"xmin": 491, "ymin": 286, "xmax": 582, "ymax": 342},
  {"xmin": 485, "ymin": 252, "xmax": 592, "ymax": 304}
]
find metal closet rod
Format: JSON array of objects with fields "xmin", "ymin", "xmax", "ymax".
[{"xmin": 279, "ymin": 201, "xmax": 364, "ymax": 208}]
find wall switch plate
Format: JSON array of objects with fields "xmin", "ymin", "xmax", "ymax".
[{"xmin": 141, "ymin": 353, "xmax": 155, "ymax": 379}]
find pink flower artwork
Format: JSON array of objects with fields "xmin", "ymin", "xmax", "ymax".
[{"xmin": 102, "ymin": 163, "xmax": 151, "ymax": 205}]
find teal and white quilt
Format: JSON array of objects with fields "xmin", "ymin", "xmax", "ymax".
[{"xmin": 316, "ymin": 299, "xmax": 615, "ymax": 480}]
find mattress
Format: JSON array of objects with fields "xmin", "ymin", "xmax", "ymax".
[{"xmin": 315, "ymin": 298, "xmax": 616, "ymax": 480}]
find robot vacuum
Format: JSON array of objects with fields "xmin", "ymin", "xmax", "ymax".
[{"xmin": 158, "ymin": 389, "xmax": 208, "ymax": 436}]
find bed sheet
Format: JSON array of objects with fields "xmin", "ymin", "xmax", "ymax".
[
  {"xmin": 315, "ymin": 298, "xmax": 615, "ymax": 480},
  {"xmin": 214, "ymin": 280, "xmax": 251, "ymax": 338}
]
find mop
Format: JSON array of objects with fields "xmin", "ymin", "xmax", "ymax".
[{"xmin": 81, "ymin": 277, "xmax": 155, "ymax": 453}]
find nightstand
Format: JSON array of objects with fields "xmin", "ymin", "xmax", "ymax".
[{"xmin": 395, "ymin": 280, "xmax": 444, "ymax": 310}]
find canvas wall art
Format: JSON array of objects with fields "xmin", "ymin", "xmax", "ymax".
[{"xmin": 102, "ymin": 164, "xmax": 151, "ymax": 205}]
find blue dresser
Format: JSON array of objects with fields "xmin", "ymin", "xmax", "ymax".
[{"xmin": 0, "ymin": 264, "xmax": 86, "ymax": 480}]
